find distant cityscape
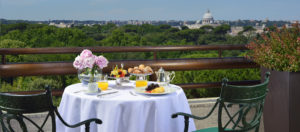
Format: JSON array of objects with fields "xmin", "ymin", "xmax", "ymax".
[{"xmin": 1, "ymin": 9, "xmax": 298, "ymax": 36}]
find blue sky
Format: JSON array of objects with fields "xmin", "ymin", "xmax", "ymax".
[{"xmin": 1, "ymin": 0, "xmax": 299, "ymax": 21}]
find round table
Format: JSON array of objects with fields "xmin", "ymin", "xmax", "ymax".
[{"xmin": 56, "ymin": 81, "xmax": 196, "ymax": 132}]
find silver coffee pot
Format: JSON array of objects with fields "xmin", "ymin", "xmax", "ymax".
[
  {"xmin": 155, "ymin": 67, "xmax": 175, "ymax": 85},
  {"xmin": 156, "ymin": 67, "xmax": 166, "ymax": 82}
]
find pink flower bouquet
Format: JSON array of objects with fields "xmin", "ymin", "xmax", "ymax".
[{"xmin": 74, "ymin": 49, "xmax": 109, "ymax": 84}]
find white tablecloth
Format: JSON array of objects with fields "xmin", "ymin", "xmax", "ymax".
[{"xmin": 56, "ymin": 81, "xmax": 196, "ymax": 132}]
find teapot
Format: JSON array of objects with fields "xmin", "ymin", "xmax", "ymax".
[{"xmin": 155, "ymin": 67, "xmax": 175, "ymax": 85}]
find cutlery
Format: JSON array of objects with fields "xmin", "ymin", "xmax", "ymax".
[
  {"xmin": 97, "ymin": 91, "xmax": 118, "ymax": 97},
  {"xmin": 73, "ymin": 90, "xmax": 83, "ymax": 93},
  {"xmin": 129, "ymin": 91, "xmax": 150, "ymax": 98}
]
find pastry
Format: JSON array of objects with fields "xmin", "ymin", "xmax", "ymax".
[
  {"xmin": 139, "ymin": 64, "xmax": 145, "ymax": 70},
  {"xmin": 133, "ymin": 69, "xmax": 142, "ymax": 74},
  {"xmin": 134, "ymin": 66, "xmax": 139, "ymax": 70},
  {"xmin": 128, "ymin": 68, "xmax": 133, "ymax": 73},
  {"xmin": 144, "ymin": 66, "xmax": 153, "ymax": 73},
  {"xmin": 128, "ymin": 65, "xmax": 153, "ymax": 74}
]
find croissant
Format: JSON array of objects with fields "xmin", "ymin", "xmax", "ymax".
[
  {"xmin": 144, "ymin": 66, "xmax": 153, "ymax": 73},
  {"xmin": 128, "ymin": 68, "xmax": 134, "ymax": 73},
  {"xmin": 133, "ymin": 69, "xmax": 143, "ymax": 74},
  {"xmin": 139, "ymin": 64, "xmax": 145, "ymax": 70}
]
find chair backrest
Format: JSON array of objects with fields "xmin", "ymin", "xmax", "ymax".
[
  {"xmin": 217, "ymin": 72, "xmax": 270, "ymax": 132},
  {"xmin": 0, "ymin": 87, "xmax": 55, "ymax": 132}
]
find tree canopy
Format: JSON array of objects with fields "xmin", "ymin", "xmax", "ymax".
[{"xmin": 0, "ymin": 23, "xmax": 259, "ymax": 99}]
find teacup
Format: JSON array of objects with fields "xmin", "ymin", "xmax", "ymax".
[{"xmin": 88, "ymin": 82, "xmax": 99, "ymax": 93}]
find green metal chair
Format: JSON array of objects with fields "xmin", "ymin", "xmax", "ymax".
[
  {"xmin": 0, "ymin": 86, "xmax": 102, "ymax": 132},
  {"xmin": 172, "ymin": 72, "xmax": 270, "ymax": 132}
]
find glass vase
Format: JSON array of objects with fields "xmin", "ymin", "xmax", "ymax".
[{"xmin": 78, "ymin": 68, "xmax": 102, "ymax": 85}]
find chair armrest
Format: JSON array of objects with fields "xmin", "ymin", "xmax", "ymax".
[
  {"xmin": 54, "ymin": 108, "xmax": 102, "ymax": 128},
  {"xmin": 172, "ymin": 112, "xmax": 210, "ymax": 120},
  {"xmin": 62, "ymin": 118, "xmax": 102, "ymax": 128},
  {"xmin": 172, "ymin": 112, "xmax": 213, "ymax": 132},
  {"xmin": 172, "ymin": 99, "xmax": 219, "ymax": 120},
  {"xmin": 171, "ymin": 100, "xmax": 219, "ymax": 132}
]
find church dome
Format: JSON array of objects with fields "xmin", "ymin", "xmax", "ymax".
[
  {"xmin": 202, "ymin": 9, "xmax": 214, "ymax": 24},
  {"xmin": 203, "ymin": 10, "xmax": 213, "ymax": 20}
]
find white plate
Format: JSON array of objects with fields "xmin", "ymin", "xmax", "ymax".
[{"xmin": 135, "ymin": 86, "xmax": 178, "ymax": 95}]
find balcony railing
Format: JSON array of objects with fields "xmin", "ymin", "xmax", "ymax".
[{"xmin": 0, "ymin": 45, "xmax": 259, "ymax": 96}]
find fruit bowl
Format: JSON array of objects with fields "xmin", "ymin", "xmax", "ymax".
[{"xmin": 108, "ymin": 76, "xmax": 130, "ymax": 83}]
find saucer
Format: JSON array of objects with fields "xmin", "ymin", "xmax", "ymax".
[{"xmin": 84, "ymin": 89, "xmax": 100, "ymax": 95}]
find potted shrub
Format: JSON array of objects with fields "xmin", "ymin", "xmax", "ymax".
[{"xmin": 246, "ymin": 23, "xmax": 300, "ymax": 132}]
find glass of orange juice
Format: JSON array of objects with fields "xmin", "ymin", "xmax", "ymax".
[
  {"xmin": 98, "ymin": 75, "xmax": 109, "ymax": 91},
  {"xmin": 135, "ymin": 75, "xmax": 148, "ymax": 88}
]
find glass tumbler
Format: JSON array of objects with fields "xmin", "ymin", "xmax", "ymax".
[
  {"xmin": 135, "ymin": 75, "xmax": 148, "ymax": 91},
  {"xmin": 98, "ymin": 75, "xmax": 109, "ymax": 91}
]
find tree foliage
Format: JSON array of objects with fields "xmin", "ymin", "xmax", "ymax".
[{"xmin": 0, "ymin": 23, "xmax": 258, "ymax": 99}]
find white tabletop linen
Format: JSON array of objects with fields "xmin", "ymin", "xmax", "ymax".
[{"xmin": 56, "ymin": 81, "xmax": 196, "ymax": 132}]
